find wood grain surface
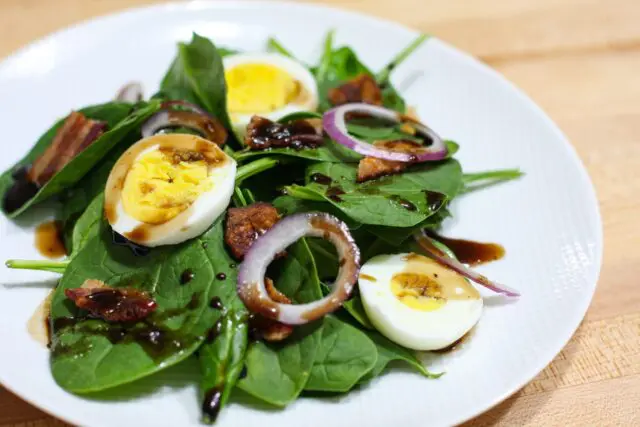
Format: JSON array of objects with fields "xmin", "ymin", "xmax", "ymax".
[{"xmin": 0, "ymin": 0, "xmax": 638, "ymax": 426}]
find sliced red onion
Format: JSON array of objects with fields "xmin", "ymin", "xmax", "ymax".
[
  {"xmin": 115, "ymin": 82, "xmax": 143, "ymax": 103},
  {"xmin": 323, "ymin": 103, "xmax": 447, "ymax": 162},
  {"xmin": 161, "ymin": 100, "xmax": 210, "ymax": 117},
  {"xmin": 238, "ymin": 213, "xmax": 361, "ymax": 325},
  {"xmin": 141, "ymin": 109, "xmax": 227, "ymax": 146},
  {"xmin": 414, "ymin": 231, "xmax": 521, "ymax": 297}
]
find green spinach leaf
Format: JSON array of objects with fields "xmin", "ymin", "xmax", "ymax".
[
  {"xmin": 49, "ymin": 217, "xmax": 237, "ymax": 393},
  {"xmin": 199, "ymin": 310, "xmax": 248, "ymax": 423},
  {"xmin": 59, "ymin": 132, "xmax": 144, "ymax": 251},
  {"xmin": 238, "ymin": 239, "xmax": 323, "ymax": 407},
  {"xmin": 266, "ymin": 37, "xmax": 294, "ymax": 58},
  {"xmin": 0, "ymin": 102, "xmax": 144, "ymax": 218},
  {"xmin": 160, "ymin": 33, "xmax": 233, "ymax": 133},
  {"xmin": 304, "ymin": 315, "xmax": 377, "ymax": 392},
  {"xmin": 364, "ymin": 206, "xmax": 451, "ymax": 247},
  {"xmin": 285, "ymin": 160, "xmax": 461, "ymax": 227},
  {"xmin": 233, "ymin": 138, "xmax": 362, "ymax": 164},
  {"xmin": 358, "ymin": 330, "xmax": 441, "ymax": 383},
  {"xmin": 69, "ymin": 193, "xmax": 104, "ymax": 257},
  {"xmin": 315, "ymin": 46, "xmax": 372, "ymax": 112},
  {"xmin": 314, "ymin": 45, "xmax": 408, "ymax": 113},
  {"xmin": 342, "ymin": 297, "xmax": 374, "ymax": 330}
]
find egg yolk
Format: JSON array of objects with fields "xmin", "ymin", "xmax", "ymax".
[
  {"xmin": 121, "ymin": 149, "xmax": 212, "ymax": 224},
  {"xmin": 225, "ymin": 63, "xmax": 301, "ymax": 114},
  {"xmin": 391, "ymin": 273, "xmax": 447, "ymax": 312}
]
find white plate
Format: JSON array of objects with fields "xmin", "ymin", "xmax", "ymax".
[{"xmin": 0, "ymin": 1, "xmax": 602, "ymax": 426}]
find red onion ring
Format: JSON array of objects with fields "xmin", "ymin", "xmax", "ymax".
[
  {"xmin": 237, "ymin": 213, "xmax": 361, "ymax": 325},
  {"xmin": 323, "ymin": 103, "xmax": 447, "ymax": 162},
  {"xmin": 414, "ymin": 231, "xmax": 520, "ymax": 297},
  {"xmin": 141, "ymin": 109, "xmax": 228, "ymax": 146},
  {"xmin": 115, "ymin": 82, "xmax": 143, "ymax": 103}
]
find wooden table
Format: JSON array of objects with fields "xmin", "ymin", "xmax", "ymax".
[{"xmin": 1, "ymin": 0, "xmax": 638, "ymax": 425}]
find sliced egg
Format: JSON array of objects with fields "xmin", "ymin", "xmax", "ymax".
[
  {"xmin": 359, "ymin": 253, "xmax": 483, "ymax": 351},
  {"xmin": 223, "ymin": 53, "xmax": 318, "ymax": 130},
  {"xmin": 105, "ymin": 134, "xmax": 236, "ymax": 247}
]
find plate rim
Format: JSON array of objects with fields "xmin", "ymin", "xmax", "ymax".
[{"xmin": 0, "ymin": 1, "xmax": 603, "ymax": 426}]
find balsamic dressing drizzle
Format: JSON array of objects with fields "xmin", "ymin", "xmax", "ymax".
[
  {"xmin": 431, "ymin": 233, "xmax": 505, "ymax": 266},
  {"xmin": 180, "ymin": 269, "xmax": 195, "ymax": 285},
  {"xmin": 209, "ymin": 297, "xmax": 224, "ymax": 310},
  {"xmin": 325, "ymin": 186, "xmax": 345, "ymax": 202},
  {"xmin": 112, "ymin": 231, "xmax": 151, "ymax": 256},
  {"xmin": 310, "ymin": 173, "xmax": 332, "ymax": 185},
  {"xmin": 3, "ymin": 166, "xmax": 39, "ymax": 214},
  {"xmin": 202, "ymin": 388, "xmax": 223, "ymax": 422}
]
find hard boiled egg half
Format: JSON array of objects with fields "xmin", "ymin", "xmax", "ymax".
[
  {"xmin": 359, "ymin": 253, "xmax": 483, "ymax": 351},
  {"xmin": 223, "ymin": 53, "xmax": 318, "ymax": 130},
  {"xmin": 105, "ymin": 134, "xmax": 236, "ymax": 247}
]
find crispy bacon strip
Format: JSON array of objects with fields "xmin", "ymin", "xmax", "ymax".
[
  {"xmin": 65, "ymin": 284, "xmax": 157, "ymax": 323},
  {"xmin": 245, "ymin": 116, "xmax": 323, "ymax": 151},
  {"xmin": 27, "ymin": 112, "xmax": 106, "ymax": 186},
  {"xmin": 328, "ymin": 74, "xmax": 383, "ymax": 107},
  {"xmin": 225, "ymin": 202, "xmax": 282, "ymax": 260},
  {"xmin": 356, "ymin": 140, "xmax": 424, "ymax": 182}
]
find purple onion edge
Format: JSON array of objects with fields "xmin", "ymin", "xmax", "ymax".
[{"xmin": 322, "ymin": 104, "xmax": 449, "ymax": 163}]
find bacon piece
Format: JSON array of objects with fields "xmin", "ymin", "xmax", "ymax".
[
  {"xmin": 249, "ymin": 279, "xmax": 294, "ymax": 342},
  {"xmin": 328, "ymin": 74, "xmax": 383, "ymax": 107},
  {"xmin": 27, "ymin": 112, "xmax": 106, "ymax": 186},
  {"xmin": 245, "ymin": 116, "xmax": 323, "ymax": 151},
  {"xmin": 65, "ymin": 284, "xmax": 157, "ymax": 323},
  {"xmin": 357, "ymin": 157, "xmax": 408, "ymax": 183},
  {"xmin": 225, "ymin": 202, "xmax": 281, "ymax": 260},
  {"xmin": 356, "ymin": 140, "xmax": 424, "ymax": 182}
]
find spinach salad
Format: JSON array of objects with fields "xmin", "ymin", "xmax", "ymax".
[{"xmin": 2, "ymin": 32, "xmax": 522, "ymax": 423}]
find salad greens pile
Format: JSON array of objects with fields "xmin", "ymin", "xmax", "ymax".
[{"xmin": 2, "ymin": 32, "xmax": 521, "ymax": 422}]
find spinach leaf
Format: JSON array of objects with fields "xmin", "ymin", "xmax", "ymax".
[
  {"xmin": 0, "ymin": 102, "xmax": 144, "ymax": 218},
  {"xmin": 342, "ymin": 297, "xmax": 374, "ymax": 330},
  {"xmin": 358, "ymin": 330, "xmax": 441, "ymax": 383},
  {"xmin": 285, "ymin": 160, "xmax": 462, "ymax": 227},
  {"xmin": 314, "ymin": 33, "xmax": 429, "ymax": 113},
  {"xmin": 160, "ymin": 33, "xmax": 233, "ymax": 133},
  {"xmin": 317, "ymin": 293, "xmax": 437, "ymax": 382},
  {"xmin": 461, "ymin": 168, "xmax": 523, "ymax": 194},
  {"xmin": 69, "ymin": 193, "xmax": 104, "ymax": 257},
  {"xmin": 304, "ymin": 315, "xmax": 377, "ymax": 392},
  {"xmin": 49, "ymin": 217, "xmax": 237, "ymax": 393},
  {"xmin": 315, "ymin": 46, "xmax": 372, "ymax": 112},
  {"xmin": 318, "ymin": 282, "xmax": 373, "ymax": 330},
  {"xmin": 315, "ymin": 30, "xmax": 335, "ymax": 85},
  {"xmin": 277, "ymin": 111, "xmax": 322, "ymax": 123},
  {"xmin": 238, "ymin": 239, "xmax": 323, "ymax": 407},
  {"xmin": 199, "ymin": 310, "xmax": 248, "ymax": 423},
  {"xmin": 364, "ymin": 206, "xmax": 451, "ymax": 247},
  {"xmin": 307, "ymin": 238, "xmax": 340, "ymax": 280},
  {"xmin": 233, "ymin": 138, "xmax": 362, "ymax": 164},
  {"xmin": 266, "ymin": 37, "xmax": 294, "ymax": 58},
  {"xmin": 314, "ymin": 45, "xmax": 407, "ymax": 113},
  {"xmin": 59, "ymin": 132, "xmax": 143, "ymax": 251}
]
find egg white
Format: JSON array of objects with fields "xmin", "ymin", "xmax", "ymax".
[
  {"xmin": 223, "ymin": 52, "xmax": 319, "ymax": 129},
  {"xmin": 359, "ymin": 253, "xmax": 483, "ymax": 351},
  {"xmin": 105, "ymin": 135, "xmax": 236, "ymax": 247}
]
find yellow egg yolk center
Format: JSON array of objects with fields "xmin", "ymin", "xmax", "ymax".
[
  {"xmin": 391, "ymin": 273, "xmax": 447, "ymax": 312},
  {"xmin": 390, "ymin": 253, "xmax": 481, "ymax": 311},
  {"xmin": 121, "ymin": 148, "xmax": 213, "ymax": 224},
  {"xmin": 225, "ymin": 63, "xmax": 301, "ymax": 114}
]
